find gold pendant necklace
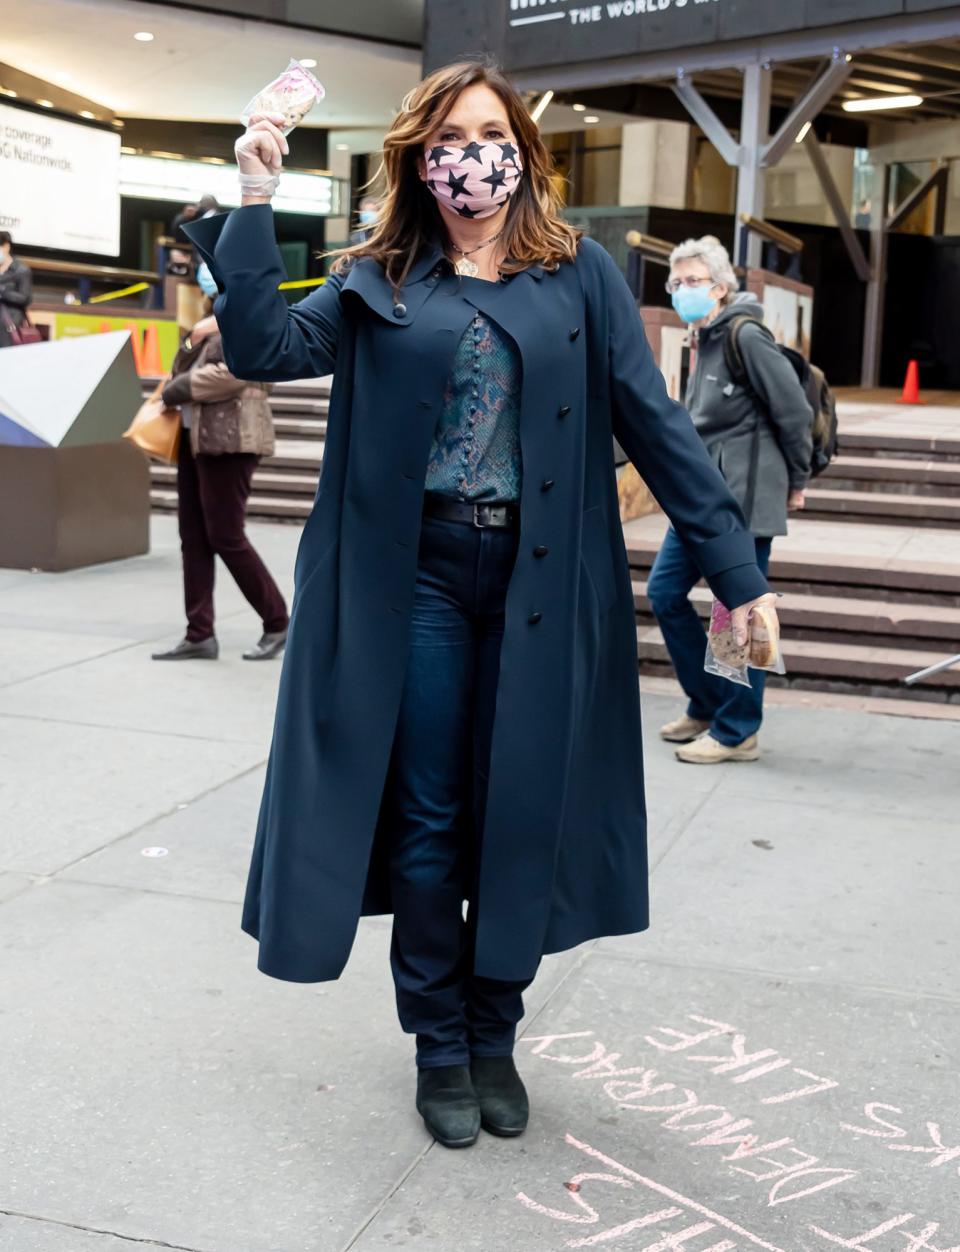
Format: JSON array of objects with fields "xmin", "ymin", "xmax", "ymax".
[{"xmin": 451, "ymin": 228, "xmax": 504, "ymax": 280}]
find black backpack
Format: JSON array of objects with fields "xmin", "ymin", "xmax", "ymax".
[{"xmin": 723, "ymin": 315, "xmax": 839, "ymax": 479}]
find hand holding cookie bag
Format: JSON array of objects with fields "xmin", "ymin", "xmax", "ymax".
[
  {"xmin": 123, "ymin": 379, "xmax": 181, "ymax": 464},
  {"xmin": 705, "ymin": 597, "xmax": 786, "ymax": 686}
]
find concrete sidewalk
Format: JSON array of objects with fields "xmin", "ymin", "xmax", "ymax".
[{"xmin": 1, "ymin": 516, "xmax": 958, "ymax": 1252}]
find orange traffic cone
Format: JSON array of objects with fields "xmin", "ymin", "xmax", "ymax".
[
  {"xmin": 123, "ymin": 322, "xmax": 145, "ymax": 374},
  {"xmin": 897, "ymin": 359, "xmax": 923, "ymax": 405},
  {"xmin": 140, "ymin": 323, "xmax": 163, "ymax": 378}
]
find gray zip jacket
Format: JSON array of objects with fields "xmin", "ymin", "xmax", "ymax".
[{"xmin": 685, "ymin": 292, "xmax": 813, "ymax": 538}]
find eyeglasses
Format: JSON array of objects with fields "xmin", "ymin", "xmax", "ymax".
[{"xmin": 665, "ymin": 276, "xmax": 715, "ymax": 295}]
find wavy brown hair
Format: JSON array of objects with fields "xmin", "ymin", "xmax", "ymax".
[{"xmin": 330, "ymin": 60, "xmax": 581, "ymax": 289}]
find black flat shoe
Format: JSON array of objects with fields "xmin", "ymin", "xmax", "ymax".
[
  {"xmin": 151, "ymin": 637, "xmax": 218, "ymax": 661},
  {"xmin": 416, "ymin": 1065, "xmax": 481, "ymax": 1149},
  {"xmin": 470, "ymin": 1056, "xmax": 529, "ymax": 1137},
  {"xmin": 243, "ymin": 628, "xmax": 288, "ymax": 661}
]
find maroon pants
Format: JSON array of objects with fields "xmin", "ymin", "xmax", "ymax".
[{"xmin": 177, "ymin": 437, "xmax": 288, "ymax": 642}]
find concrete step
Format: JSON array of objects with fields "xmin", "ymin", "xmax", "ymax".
[
  {"xmin": 840, "ymin": 431, "xmax": 960, "ymax": 462},
  {"xmin": 633, "ymin": 580, "xmax": 960, "ymax": 651},
  {"xmin": 151, "ymin": 488, "xmax": 311, "ymax": 520},
  {"xmin": 625, "ymin": 532, "xmax": 960, "ymax": 601},
  {"xmin": 636, "ymin": 625, "xmax": 960, "ymax": 698},
  {"xmin": 151, "ymin": 465, "xmax": 318, "ymax": 495},
  {"xmin": 273, "ymin": 417, "xmax": 327, "ymax": 440},
  {"xmin": 802, "ymin": 488, "xmax": 960, "ymax": 527},
  {"xmin": 821, "ymin": 455, "xmax": 960, "ymax": 495}
]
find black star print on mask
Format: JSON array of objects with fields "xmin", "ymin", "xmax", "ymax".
[
  {"xmin": 456, "ymin": 203, "xmax": 480, "ymax": 218},
  {"xmin": 480, "ymin": 166, "xmax": 508, "ymax": 195},
  {"xmin": 428, "ymin": 145, "xmax": 453, "ymax": 167},
  {"xmin": 446, "ymin": 170, "xmax": 469, "ymax": 200},
  {"xmin": 498, "ymin": 142, "xmax": 519, "ymax": 164},
  {"xmin": 460, "ymin": 141, "xmax": 485, "ymax": 164}
]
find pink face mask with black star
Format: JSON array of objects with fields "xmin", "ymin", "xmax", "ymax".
[{"xmin": 424, "ymin": 140, "xmax": 524, "ymax": 220}]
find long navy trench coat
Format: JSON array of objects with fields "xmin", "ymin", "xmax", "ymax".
[{"xmin": 186, "ymin": 206, "xmax": 768, "ymax": 985}]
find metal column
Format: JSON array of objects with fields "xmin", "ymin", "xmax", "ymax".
[
  {"xmin": 861, "ymin": 166, "xmax": 890, "ymax": 389},
  {"xmin": 735, "ymin": 63, "xmax": 772, "ymax": 270}
]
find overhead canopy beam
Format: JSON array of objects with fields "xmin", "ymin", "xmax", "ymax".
[
  {"xmin": 761, "ymin": 54, "xmax": 853, "ymax": 167},
  {"xmin": 672, "ymin": 74, "xmax": 742, "ymax": 167},
  {"xmin": 804, "ymin": 132, "xmax": 872, "ymax": 283},
  {"xmin": 512, "ymin": 8, "xmax": 960, "ymax": 94}
]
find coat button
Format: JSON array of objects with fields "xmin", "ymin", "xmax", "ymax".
[
  {"xmin": 393, "ymin": 303, "xmax": 407, "ymax": 317},
  {"xmin": 528, "ymin": 611, "xmax": 542, "ymax": 625},
  {"xmin": 541, "ymin": 478, "xmax": 555, "ymax": 492},
  {"xmin": 569, "ymin": 327, "xmax": 581, "ymax": 341},
  {"xmin": 558, "ymin": 405, "xmax": 571, "ymax": 418},
  {"xmin": 534, "ymin": 545, "xmax": 549, "ymax": 558}
]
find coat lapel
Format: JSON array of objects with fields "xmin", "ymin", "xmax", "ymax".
[{"xmin": 340, "ymin": 244, "xmax": 446, "ymax": 326}]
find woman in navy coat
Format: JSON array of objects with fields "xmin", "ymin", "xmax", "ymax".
[{"xmin": 185, "ymin": 60, "xmax": 775, "ymax": 1150}]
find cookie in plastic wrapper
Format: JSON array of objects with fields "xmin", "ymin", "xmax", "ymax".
[
  {"xmin": 241, "ymin": 59, "xmax": 325, "ymax": 135},
  {"xmin": 704, "ymin": 598, "xmax": 786, "ymax": 687}
]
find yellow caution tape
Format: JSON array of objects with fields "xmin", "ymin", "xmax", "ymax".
[
  {"xmin": 88, "ymin": 282, "xmax": 151, "ymax": 304},
  {"xmin": 278, "ymin": 277, "xmax": 327, "ymax": 290}
]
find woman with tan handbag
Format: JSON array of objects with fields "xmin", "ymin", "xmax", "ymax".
[{"xmin": 152, "ymin": 267, "xmax": 289, "ymax": 662}]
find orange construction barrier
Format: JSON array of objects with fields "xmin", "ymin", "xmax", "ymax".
[
  {"xmin": 140, "ymin": 323, "xmax": 163, "ymax": 377},
  {"xmin": 897, "ymin": 358, "xmax": 923, "ymax": 405},
  {"xmin": 123, "ymin": 322, "xmax": 145, "ymax": 374}
]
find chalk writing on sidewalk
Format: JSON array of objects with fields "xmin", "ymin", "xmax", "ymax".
[
  {"xmin": 517, "ymin": 1015, "xmax": 958, "ymax": 1249},
  {"xmin": 517, "ymin": 1136, "xmax": 960, "ymax": 1252},
  {"xmin": 517, "ymin": 1133, "xmax": 789, "ymax": 1251},
  {"xmin": 522, "ymin": 1029, "xmax": 857, "ymax": 1206},
  {"xmin": 810, "ymin": 1215, "xmax": 960, "ymax": 1250}
]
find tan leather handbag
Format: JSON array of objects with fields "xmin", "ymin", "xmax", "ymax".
[{"xmin": 123, "ymin": 380, "xmax": 181, "ymax": 464}]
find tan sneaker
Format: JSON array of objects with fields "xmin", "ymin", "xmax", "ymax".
[
  {"xmin": 675, "ymin": 733, "xmax": 760, "ymax": 764},
  {"xmin": 660, "ymin": 713, "xmax": 712, "ymax": 743}
]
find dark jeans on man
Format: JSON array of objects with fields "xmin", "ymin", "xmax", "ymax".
[
  {"xmin": 648, "ymin": 526, "xmax": 772, "ymax": 746},
  {"xmin": 176, "ymin": 437, "xmax": 288, "ymax": 642},
  {"xmin": 379, "ymin": 514, "xmax": 533, "ymax": 1070}
]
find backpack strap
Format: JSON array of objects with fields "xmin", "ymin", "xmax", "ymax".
[
  {"xmin": 721, "ymin": 314, "xmax": 771, "ymax": 531},
  {"xmin": 723, "ymin": 314, "xmax": 773, "ymax": 389}
]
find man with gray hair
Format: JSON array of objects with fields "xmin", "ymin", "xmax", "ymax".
[{"xmin": 649, "ymin": 235, "xmax": 813, "ymax": 764}]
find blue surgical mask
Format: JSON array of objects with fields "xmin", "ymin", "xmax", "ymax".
[
  {"xmin": 358, "ymin": 209, "xmax": 377, "ymax": 225},
  {"xmin": 672, "ymin": 285, "xmax": 718, "ymax": 324},
  {"xmin": 196, "ymin": 261, "xmax": 218, "ymax": 298}
]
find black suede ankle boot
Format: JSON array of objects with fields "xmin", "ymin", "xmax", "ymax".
[
  {"xmin": 470, "ymin": 1055, "xmax": 529, "ymax": 1137},
  {"xmin": 416, "ymin": 1065, "xmax": 481, "ymax": 1148}
]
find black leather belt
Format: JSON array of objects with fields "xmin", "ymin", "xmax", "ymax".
[{"xmin": 423, "ymin": 492, "xmax": 520, "ymax": 531}]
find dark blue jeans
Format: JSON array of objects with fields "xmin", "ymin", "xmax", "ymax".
[
  {"xmin": 648, "ymin": 527, "xmax": 772, "ymax": 746},
  {"xmin": 380, "ymin": 514, "xmax": 533, "ymax": 1069}
]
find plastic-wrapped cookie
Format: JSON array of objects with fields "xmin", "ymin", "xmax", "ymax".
[{"xmin": 241, "ymin": 60, "xmax": 325, "ymax": 135}]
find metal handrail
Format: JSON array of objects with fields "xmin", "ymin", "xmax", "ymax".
[
  {"xmin": 738, "ymin": 214, "xmax": 803, "ymax": 253},
  {"xmin": 26, "ymin": 257, "xmax": 162, "ymax": 285}
]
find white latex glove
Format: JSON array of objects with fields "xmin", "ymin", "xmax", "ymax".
[{"xmin": 234, "ymin": 112, "xmax": 289, "ymax": 177}]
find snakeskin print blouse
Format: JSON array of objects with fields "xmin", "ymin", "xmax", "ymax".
[{"xmin": 425, "ymin": 311, "xmax": 522, "ymax": 502}]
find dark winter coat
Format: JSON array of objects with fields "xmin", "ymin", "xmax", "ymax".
[
  {"xmin": 185, "ymin": 205, "xmax": 769, "ymax": 984},
  {"xmin": 687, "ymin": 293, "xmax": 814, "ymax": 538},
  {"xmin": 0, "ymin": 258, "xmax": 33, "ymax": 348},
  {"xmin": 162, "ymin": 333, "xmax": 274, "ymax": 457}
]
